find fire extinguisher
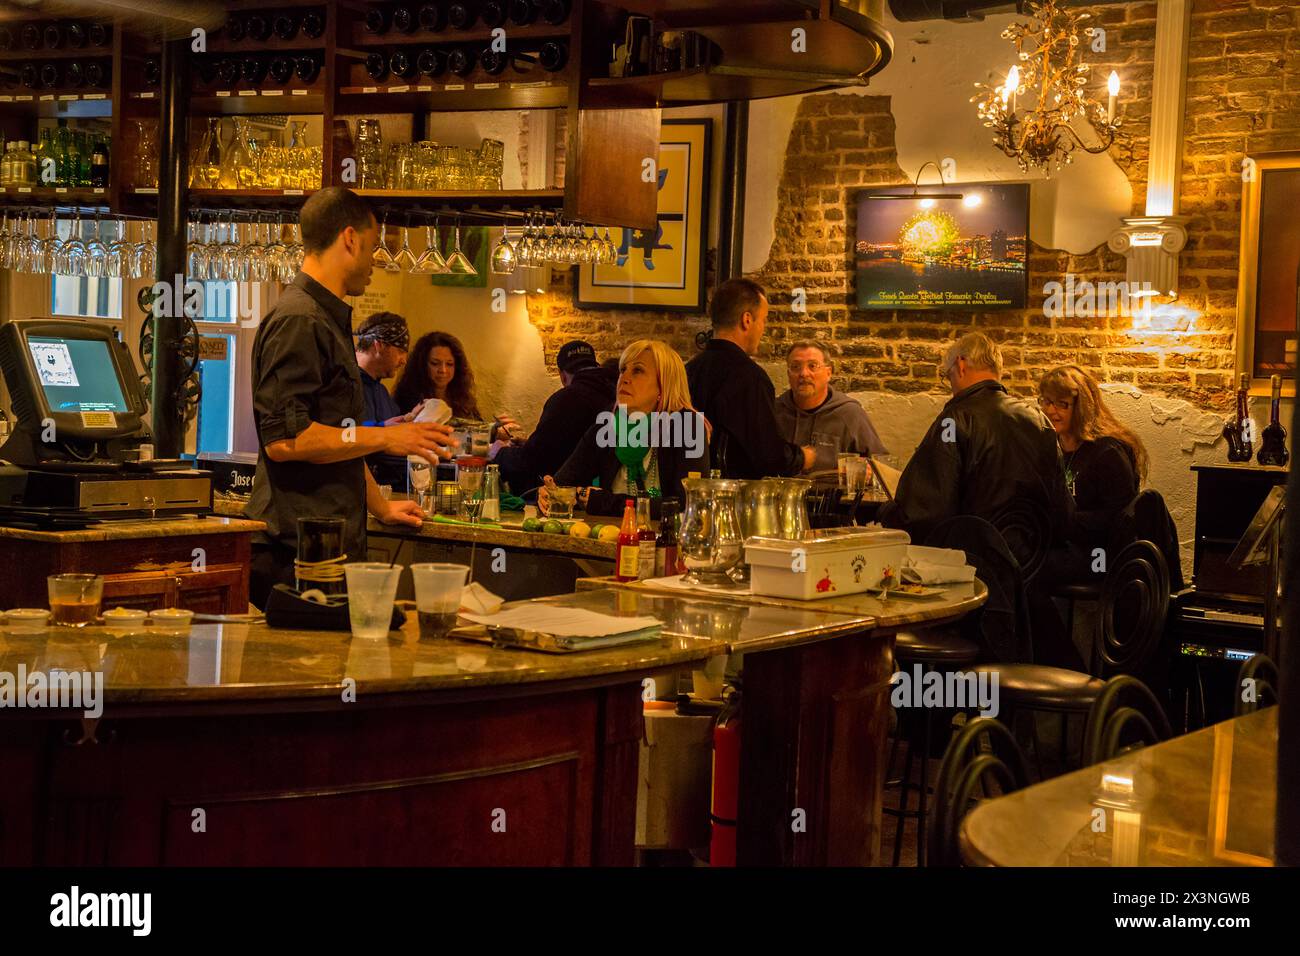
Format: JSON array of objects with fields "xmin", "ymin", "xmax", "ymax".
[{"xmin": 709, "ymin": 685, "xmax": 741, "ymax": 867}]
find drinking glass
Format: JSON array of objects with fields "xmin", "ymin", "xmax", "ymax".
[
  {"xmin": 844, "ymin": 458, "xmax": 869, "ymax": 495},
  {"xmin": 48, "ymin": 573, "xmax": 104, "ymax": 627},
  {"xmin": 547, "ymin": 486, "xmax": 577, "ymax": 520},
  {"xmin": 395, "ymin": 224, "xmax": 418, "ymax": 271},
  {"xmin": 343, "ymin": 563, "xmax": 403, "ymax": 639},
  {"xmin": 837, "ymin": 452, "xmax": 860, "ymax": 489},
  {"xmin": 374, "ymin": 219, "xmax": 397, "ymax": 271},
  {"xmin": 457, "ymin": 458, "xmax": 486, "ymax": 522},
  {"xmin": 411, "ymin": 224, "xmax": 449, "ymax": 275},
  {"xmin": 134, "ymin": 219, "xmax": 156, "ymax": 278},
  {"xmin": 84, "ymin": 214, "xmax": 108, "ymax": 278},
  {"xmin": 60, "ymin": 212, "xmax": 88, "ymax": 277},
  {"xmin": 409, "ymin": 563, "xmax": 470, "ymax": 640},
  {"xmin": 407, "ymin": 455, "xmax": 434, "ymax": 509},
  {"xmin": 489, "ymin": 231, "xmax": 515, "ymax": 274}
]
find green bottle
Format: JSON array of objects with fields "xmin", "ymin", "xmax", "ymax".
[
  {"xmin": 35, "ymin": 127, "xmax": 57, "ymax": 186},
  {"xmin": 54, "ymin": 123, "xmax": 71, "ymax": 187}
]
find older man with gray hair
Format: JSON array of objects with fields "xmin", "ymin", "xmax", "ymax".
[
  {"xmin": 774, "ymin": 339, "xmax": 887, "ymax": 473},
  {"xmin": 877, "ymin": 331, "xmax": 1068, "ymax": 544}
]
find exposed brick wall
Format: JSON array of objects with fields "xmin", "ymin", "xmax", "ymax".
[{"xmin": 525, "ymin": 0, "xmax": 1291, "ymax": 411}]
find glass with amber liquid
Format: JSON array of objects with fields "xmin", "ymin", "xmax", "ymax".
[{"xmin": 47, "ymin": 574, "xmax": 104, "ymax": 627}]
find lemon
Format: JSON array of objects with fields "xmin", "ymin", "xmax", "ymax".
[
  {"xmin": 570, "ymin": 521, "xmax": 591, "ymax": 539},
  {"xmin": 542, "ymin": 519, "xmax": 563, "ymax": 535},
  {"xmin": 598, "ymin": 525, "xmax": 621, "ymax": 543}
]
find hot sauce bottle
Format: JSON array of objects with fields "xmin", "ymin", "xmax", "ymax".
[
  {"xmin": 636, "ymin": 497, "xmax": 656, "ymax": 580},
  {"xmin": 615, "ymin": 499, "xmax": 640, "ymax": 583}
]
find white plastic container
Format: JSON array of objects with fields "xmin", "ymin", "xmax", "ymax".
[{"xmin": 745, "ymin": 528, "xmax": 910, "ymax": 600}]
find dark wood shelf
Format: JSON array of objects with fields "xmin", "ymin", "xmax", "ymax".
[
  {"xmin": 200, "ymin": 35, "xmax": 329, "ymax": 54},
  {"xmin": 348, "ymin": 24, "xmax": 572, "ymax": 47},
  {"xmin": 0, "ymin": 89, "xmax": 113, "ymax": 117},
  {"xmin": 180, "ymin": 89, "xmax": 327, "ymax": 115},
  {"xmin": 0, "ymin": 48, "xmax": 115, "ymax": 62},
  {"xmin": 356, "ymin": 188, "xmax": 563, "ymax": 203},
  {"xmin": 0, "ymin": 185, "xmax": 110, "ymax": 206},
  {"xmin": 335, "ymin": 79, "xmax": 568, "ymax": 113}
]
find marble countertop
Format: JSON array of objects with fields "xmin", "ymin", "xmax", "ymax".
[
  {"xmin": 0, "ymin": 588, "xmax": 871, "ymax": 704},
  {"xmin": 577, "ymin": 575, "xmax": 987, "ymax": 634},
  {"xmin": 0, "ymin": 515, "xmax": 265, "ymax": 543},
  {"xmin": 960, "ymin": 708, "xmax": 1278, "ymax": 867}
]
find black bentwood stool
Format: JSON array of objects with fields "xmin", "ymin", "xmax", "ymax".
[
  {"xmin": 1081, "ymin": 674, "xmax": 1174, "ymax": 766},
  {"xmin": 885, "ymin": 516, "xmax": 1026, "ymax": 866},
  {"xmin": 975, "ymin": 539, "xmax": 1171, "ymax": 779},
  {"xmin": 1233, "ymin": 653, "xmax": 1280, "ymax": 716},
  {"xmin": 926, "ymin": 716, "xmax": 1031, "ymax": 867},
  {"xmin": 991, "ymin": 498, "xmax": 1051, "ymax": 585}
]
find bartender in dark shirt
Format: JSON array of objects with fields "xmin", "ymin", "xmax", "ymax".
[
  {"xmin": 246, "ymin": 188, "xmax": 454, "ymax": 607},
  {"xmin": 354, "ymin": 311, "xmax": 412, "ymax": 488},
  {"xmin": 685, "ymin": 278, "xmax": 814, "ymax": 479}
]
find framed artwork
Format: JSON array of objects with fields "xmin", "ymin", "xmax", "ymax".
[
  {"xmin": 429, "ymin": 226, "xmax": 489, "ymax": 288},
  {"xmin": 1235, "ymin": 152, "xmax": 1299, "ymax": 395},
  {"xmin": 854, "ymin": 182, "xmax": 1030, "ymax": 310},
  {"xmin": 576, "ymin": 118, "xmax": 711, "ymax": 312}
]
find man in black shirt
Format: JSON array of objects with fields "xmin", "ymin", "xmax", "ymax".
[
  {"xmin": 489, "ymin": 339, "xmax": 617, "ymax": 495},
  {"xmin": 246, "ymin": 188, "xmax": 454, "ymax": 607},
  {"xmin": 685, "ymin": 278, "xmax": 814, "ymax": 479}
]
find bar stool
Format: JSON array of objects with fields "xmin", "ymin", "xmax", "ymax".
[
  {"xmin": 1081, "ymin": 674, "xmax": 1173, "ymax": 765},
  {"xmin": 885, "ymin": 627, "xmax": 980, "ymax": 866},
  {"xmin": 1234, "ymin": 653, "xmax": 1279, "ymax": 716}
]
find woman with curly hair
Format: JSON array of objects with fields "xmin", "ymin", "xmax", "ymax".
[{"xmin": 393, "ymin": 331, "xmax": 483, "ymax": 420}]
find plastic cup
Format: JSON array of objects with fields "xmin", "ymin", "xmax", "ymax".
[
  {"xmin": 344, "ymin": 563, "xmax": 403, "ymax": 639},
  {"xmin": 47, "ymin": 573, "xmax": 103, "ymax": 627},
  {"xmin": 410, "ymin": 562, "xmax": 470, "ymax": 640}
]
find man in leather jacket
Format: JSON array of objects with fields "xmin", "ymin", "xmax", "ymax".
[{"xmin": 878, "ymin": 332, "xmax": 1069, "ymax": 545}]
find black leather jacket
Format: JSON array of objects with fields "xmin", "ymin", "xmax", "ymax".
[{"xmin": 879, "ymin": 379, "xmax": 1070, "ymax": 544}]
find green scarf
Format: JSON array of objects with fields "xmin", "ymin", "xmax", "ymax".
[{"xmin": 615, "ymin": 406, "xmax": 659, "ymax": 497}]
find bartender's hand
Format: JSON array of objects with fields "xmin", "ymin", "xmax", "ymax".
[
  {"xmin": 382, "ymin": 421, "xmax": 458, "ymax": 465},
  {"xmin": 375, "ymin": 497, "xmax": 425, "ymax": 527}
]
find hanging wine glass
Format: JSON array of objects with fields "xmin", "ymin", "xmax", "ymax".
[
  {"xmin": 62, "ymin": 212, "xmax": 88, "ymax": 277},
  {"xmin": 24, "ymin": 214, "xmax": 47, "ymax": 276},
  {"xmin": 39, "ymin": 211, "xmax": 60, "ymax": 275},
  {"xmin": 248, "ymin": 219, "xmax": 270, "ymax": 282},
  {"xmin": 0, "ymin": 213, "xmax": 13, "ymax": 271},
  {"xmin": 412, "ymin": 220, "xmax": 450, "ymax": 275},
  {"xmin": 110, "ymin": 218, "xmax": 135, "ymax": 279},
  {"xmin": 288, "ymin": 221, "xmax": 304, "ymax": 272},
  {"xmin": 445, "ymin": 219, "xmax": 476, "ymax": 275},
  {"xmin": 186, "ymin": 213, "xmax": 206, "ymax": 278},
  {"xmin": 84, "ymin": 212, "xmax": 109, "ymax": 278},
  {"xmin": 266, "ymin": 215, "xmax": 290, "ymax": 283},
  {"xmin": 601, "ymin": 227, "xmax": 618, "ymax": 265},
  {"xmin": 134, "ymin": 219, "xmax": 156, "ymax": 279},
  {"xmin": 490, "ymin": 229, "xmax": 516, "ymax": 274},
  {"xmin": 373, "ymin": 216, "xmax": 397, "ymax": 271},
  {"xmin": 217, "ymin": 215, "xmax": 240, "ymax": 280},
  {"xmin": 395, "ymin": 221, "xmax": 418, "ymax": 272}
]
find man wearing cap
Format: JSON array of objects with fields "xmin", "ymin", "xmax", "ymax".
[
  {"xmin": 490, "ymin": 340, "xmax": 618, "ymax": 495},
  {"xmin": 354, "ymin": 311, "xmax": 412, "ymax": 487}
]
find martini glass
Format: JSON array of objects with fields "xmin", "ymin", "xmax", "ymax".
[{"xmin": 445, "ymin": 221, "xmax": 476, "ymax": 275}]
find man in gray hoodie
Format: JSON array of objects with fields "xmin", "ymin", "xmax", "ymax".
[{"xmin": 774, "ymin": 340, "xmax": 887, "ymax": 474}]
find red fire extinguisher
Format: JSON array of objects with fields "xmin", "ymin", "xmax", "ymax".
[{"xmin": 709, "ymin": 686, "xmax": 741, "ymax": 867}]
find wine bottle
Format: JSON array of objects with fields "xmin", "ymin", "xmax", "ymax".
[
  {"xmin": 447, "ymin": 47, "xmax": 474, "ymax": 76},
  {"xmin": 20, "ymin": 23, "xmax": 41, "ymax": 51},
  {"xmin": 89, "ymin": 23, "xmax": 111, "ymax": 48},
  {"xmin": 66, "ymin": 61, "xmax": 85, "ymax": 88},
  {"xmin": 273, "ymin": 14, "xmax": 300, "ymax": 41},
  {"xmin": 39, "ymin": 62, "xmax": 62, "ymax": 89},
  {"xmin": 295, "ymin": 55, "xmax": 321, "ymax": 83},
  {"xmin": 269, "ymin": 56, "xmax": 295, "ymax": 85},
  {"xmin": 482, "ymin": 2, "xmax": 508, "ymax": 27},
  {"xmin": 43, "ymin": 23, "xmax": 65, "ymax": 50},
  {"xmin": 0, "ymin": 26, "xmax": 14, "ymax": 52},
  {"xmin": 615, "ymin": 499, "xmax": 640, "ymax": 582},
  {"xmin": 365, "ymin": 53, "xmax": 390, "ymax": 81},
  {"xmin": 393, "ymin": 6, "xmax": 418, "ymax": 34},
  {"xmin": 416, "ymin": 47, "xmax": 447, "ymax": 77},
  {"xmin": 449, "ymin": 2, "xmax": 478, "ymax": 30},
  {"xmin": 227, "ymin": 16, "xmax": 247, "ymax": 44},
  {"xmin": 419, "ymin": 3, "xmax": 448, "ymax": 32},
  {"xmin": 538, "ymin": 40, "xmax": 567, "ymax": 71},
  {"xmin": 240, "ymin": 56, "xmax": 267, "ymax": 86},
  {"xmin": 216, "ymin": 58, "xmax": 240, "ymax": 86},
  {"xmin": 541, "ymin": 0, "xmax": 570, "ymax": 26},
  {"xmin": 20, "ymin": 63, "xmax": 40, "ymax": 89},
  {"xmin": 509, "ymin": 0, "xmax": 537, "ymax": 26},
  {"xmin": 1257, "ymin": 374, "xmax": 1289, "ymax": 466},
  {"xmin": 302, "ymin": 11, "xmax": 326, "ymax": 39},
  {"xmin": 364, "ymin": 8, "xmax": 391, "ymax": 35},
  {"xmin": 90, "ymin": 136, "xmax": 109, "ymax": 188},
  {"xmin": 196, "ymin": 56, "xmax": 218, "ymax": 84},
  {"xmin": 246, "ymin": 15, "xmax": 271, "ymax": 42},
  {"xmin": 654, "ymin": 499, "xmax": 680, "ymax": 577},
  {"xmin": 480, "ymin": 48, "xmax": 508, "ymax": 75},
  {"xmin": 389, "ymin": 50, "xmax": 416, "ymax": 79},
  {"xmin": 1223, "ymin": 372, "xmax": 1253, "ymax": 463},
  {"xmin": 84, "ymin": 60, "xmax": 108, "ymax": 88},
  {"xmin": 143, "ymin": 58, "xmax": 162, "ymax": 87},
  {"xmin": 68, "ymin": 22, "xmax": 89, "ymax": 49}
]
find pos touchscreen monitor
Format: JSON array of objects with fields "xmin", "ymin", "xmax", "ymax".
[{"xmin": 0, "ymin": 318, "xmax": 146, "ymax": 444}]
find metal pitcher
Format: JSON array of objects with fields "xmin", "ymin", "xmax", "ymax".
[
  {"xmin": 679, "ymin": 477, "xmax": 743, "ymax": 587},
  {"xmin": 733, "ymin": 479, "xmax": 782, "ymax": 583},
  {"xmin": 773, "ymin": 477, "xmax": 813, "ymax": 539}
]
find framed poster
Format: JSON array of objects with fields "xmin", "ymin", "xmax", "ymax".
[
  {"xmin": 1235, "ymin": 152, "xmax": 1299, "ymax": 395},
  {"xmin": 854, "ymin": 182, "xmax": 1030, "ymax": 310},
  {"xmin": 576, "ymin": 118, "xmax": 711, "ymax": 312}
]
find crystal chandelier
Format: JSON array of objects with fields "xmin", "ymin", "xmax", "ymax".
[{"xmin": 972, "ymin": 0, "xmax": 1124, "ymax": 174}]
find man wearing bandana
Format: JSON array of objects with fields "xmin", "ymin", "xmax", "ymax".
[{"xmin": 354, "ymin": 311, "xmax": 413, "ymax": 486}]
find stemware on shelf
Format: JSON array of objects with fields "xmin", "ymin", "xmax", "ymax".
[{"xmin": 445, "ymin": 221, "xmax": 476, "ymax": 275}]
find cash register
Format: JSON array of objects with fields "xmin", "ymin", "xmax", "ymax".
[{"xmin": 0, "ymin": 318, "xmax": 211, "ymax": 527}]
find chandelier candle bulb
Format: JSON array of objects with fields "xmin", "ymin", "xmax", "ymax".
[{"xmin": 1107, "ymin": 70, "xmax": 1119, "ymax": 123}]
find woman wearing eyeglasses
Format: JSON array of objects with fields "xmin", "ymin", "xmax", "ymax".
[{"xmin": 1037, "ymin": 365, "xmax": 1148, "ymax": 546}]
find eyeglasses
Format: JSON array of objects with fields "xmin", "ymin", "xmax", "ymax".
[
  {"xmin": 788, "ymin": 361, "xmax": 829, "ymax": 373},
  {"xmin": 1038, "ymin": 396, "xmax": 1073, "ymax": 411}
]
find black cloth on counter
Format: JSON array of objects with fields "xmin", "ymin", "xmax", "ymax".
[
  {"xmin": 1063, "ymin": 435, "xmax": 1139, "ymax": 549},
  {"xmin": 554, "ymin": 418, "xmax": 709, "ymax": 520},
  {"xmin": 359, "ymin": 367, "xmax": 408, "ymax": 488},
  {"xmin": 245, "ymin": 271, "xmax": 368, "ymax": 565},
  {"xmin": 685, "ymin": 338, "xmax": 804, "ymax": 479},
  {"xmin": 493, "ymin": 365, "xmax": 618, "ymax": 495},
  {"xmin": 878, "ymin": 379, "xmax": 1070, "ymax": 546}
]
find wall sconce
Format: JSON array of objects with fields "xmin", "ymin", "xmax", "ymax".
[{"xmin": 1108, "ymin": 215, "xmax": 1189, "ymax": 302}]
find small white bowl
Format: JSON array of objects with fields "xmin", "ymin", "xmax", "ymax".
[
  {"xmin": 150, "ymin": 608, "xmax": 195, "ymax": 633},
  {"xmin": 102, "ymin": 607, "xmax": 148, "ymax": 630},
  {"xmin": 4, "ymin": 608, "xmax": 50, "ymax": 628}
]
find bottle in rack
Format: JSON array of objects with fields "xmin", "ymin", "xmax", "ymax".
[
  {"xmin": 615, "ymin": 499, "xmax": 640, "ymax": 583},
  {"xmin": 90, "ymin": 136, "xmax": 109, "ymax": 188},
  {"xmin": 66, "ymin": 61, "xmax": 85, "ymax": 88},
  {"xmin": 1223, "ymin": 372, "xmax": 1253, "ymax": 463},
  {"xmin": 0, "ymin": 26, "xmax": 14, "ymax": 52},
  {"xmin": 20, "ymin": 23, "xmax": 41, "ymax": 51},
  {"xmin": 393, "ymin": 6, "xmax": 418, "ymax": 34},
  {"xmin": 246, "ymin": 14, "xmax": 271, "ymax": 43},
  {"xmin": 227, "ymin": 15, "xmax": 247, "ymax": 44},
  {"xmin": 302, "ymin": 11, "xmax": 326, "ymax": 39},
  {"xmin": 509, "ymin": 0, "xmax": 537, "ymax": 26},
  {"xmin": 1, "ymin": 143, "xmax": 13, "ymax": 187},
  {"xmin": 365, "ymin": 53, "xmax": 389, "ymax": 82},
  {"xmin": 538, "ymin": 39, "xmax": 567, "ymax": 72},
  {"xmin": 480, "ymin": 48, "xmax": 508, "ymax": 75},
  {"xmin": 448, "ymin": 2, "xmax": 478, "ymax": 30},
  {"xmin": 67, "ymin": 22, "xmax": 89, "ymax": 49},
  {"xmin": 143, "ymin": 58, "xmax": 162, "ymax": 87},
  {"xmin": 216, "ymin": 58, "xmax": 240, "ymax": 86},
  {"xmin": 295, "ymin": 55, "xmax": 322, "ymax": 84},
  {"xmin": 84, "ymin": 59, "xmax": 108, "ymax": 88},
  {"xmin": 419, "ymin": 3, "xmax": 448, "ymax": 32},
  {"xmin": 482, "ymin": 2, "xmax": 509, "ymax": 27},
  {"xmin": 39, "ymin": 62, "xmax": 61, "ymax": 89},
  {"xmin": 36, "ymin": 127, "xmax": 57, "ymax": 186},
  {"xmin": 240, "ymin": 56, "xmax": 268, "ymax": 86},
  {"xmin": 273, "ymin": 14, "xmax": 300, "ymax": 41},
  {"xmin": 541, "ymin": 0, "xmax": 570, "ymax": 25},
  {"xmin": 20, "ymin": 63, "xmax": 39, "ymax": 89},
  {"xmin": 417, "ymin": 48, "xmax": 447, "ymax": 77},
  {"xmin": 365, "ymin": 8, "xmax": 391, "ymax": 35},
  {"xmin": 389, "ymin": 50, "xmax": 417, "ymax": 79},
  {"xmin": 447, "ymin": 47, "xmax": 475, "ymax": 77},
  {"xmin": 1257, "ymin": 374, "xmax": 1289, "ymax": 467},
  {"xmin": 269, "ymin": 56, "xmax": 295, "ymax": 85},
  {"xmin": 89, "ymin": 23, "xmax": 111, "ymax": 48},
  {"xmin": 43, "ymin": 23, "xmax": 65, "ymax": 50}
]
